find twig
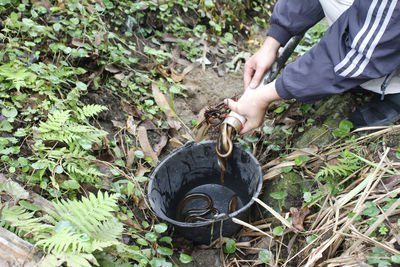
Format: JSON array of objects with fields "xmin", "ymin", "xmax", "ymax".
[
  {"xmin": 232, "ymin": 218, "xmax": 288, "ymax": 248},
  {"xmin": 253, "ymin": 198, "xmax": 295, "ymax": 231}
]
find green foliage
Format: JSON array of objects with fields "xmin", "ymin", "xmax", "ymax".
[
  {"xmin": 1, "ymin": 191, "xmax": 125, "ymax": 266},
  {"xmin": 272, "ymin": 226, "xmax": 284, "ymax": 236},
  {"xmin": 259, "ymin": 250, "xmax": 271, "ymax": 263},
  {"xmin": 223, "ymin": 239, "xmax": 237, "ymax": 254},
  {"xmin": 38, "ymin": 108, "xmax": 107, "ymax": 145},
  {"xmin": 332, "ymin": 120, "xmax": 353, "ymax": 138},
  {"xmin": 316, "ymin": 150, "xmax": 362, "ymax": 182}
]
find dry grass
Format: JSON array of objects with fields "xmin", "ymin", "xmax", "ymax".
[{"xmin": 230, "ymin": 126, "xmax": 400, "ymax": 266}]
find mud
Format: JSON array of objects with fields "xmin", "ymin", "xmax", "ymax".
[{"xmin": 174, "ymin": 67, "xmax": 244, "ymax": 126}]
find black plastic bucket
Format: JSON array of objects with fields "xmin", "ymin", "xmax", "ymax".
[{"xmin": 148, "ymin": 141, "xmax": 262, "ymax": 244}]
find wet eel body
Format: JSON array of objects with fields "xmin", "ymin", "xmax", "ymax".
[{"xmin": 177, "ymin": 192, "xmax": 238, "ymax": 223}]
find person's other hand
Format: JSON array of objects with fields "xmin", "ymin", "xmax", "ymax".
[
  {"xmin": 244, "ymin": 37, "xmax": 281, "ymax": 90},
  {"xmin": 224, "ymin": 80, "xmax": 281, "ymax": 134}
]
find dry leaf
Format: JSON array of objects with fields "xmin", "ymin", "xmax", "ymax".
[
  {"xmin": 169, "ymin": 137, "xmax": 183, "ymax": 148},
  {"xmin": 111, "ymin": 120, "xmax": 125, "ymax": 128},
  {"xmin": 114, "ymin": 73, "xmax": 125, "ymax": 81},
  {"xmin": 162, "ymin": 33, "xmax": 180, "ymax": 43},
  {"xmin": 158, "ymin": 65, "xmax": 170, "ymax": 78},
  {"xmin": 285, "ymin": 146, "xmax": 318, "ymax": 161},
  {"xmin": 126, "ymin": 116, "xmax": 137, "ymax": 136},
  {"xmin": 95, "ymin": 31, "xmax": 102, "ymax": 46},
  {"xmin": 126, "ymin": 148, "xmax": 136, "ymax": 169},
  {"xmin": 290, "ymin": 207, "xmax": 310, "ymax": 231},
  {"xmin": 170, "ymin": 68, "xmax": 185, "ymax": 82},
  {"xmin": 153, "ymin": 135, "xmax": 168, "ymax": 156},
  {"xmin": 263, "ymin": 161, "xmax": 295, "ymax": 180},
  {"xmin": 105, "ymin": 64, "xmax": 121, "ymax": 73},
  {"xmin": 377, "ymin": 175, "xmax": 400, "ymax": 190},
  {"xmin": 40, "ymin": 0, "xmax": 52, "ymax": 11},
  {"xmin": 166, "ymin": 116, "xmax": 181, "ymax": 130},
  {"xmin": 151, "ymin": 83, "xmax": 176, "ymax": 118},
  {"xmin": 114, "ymin": 212, "xmax": 143, "ymax": 231},
  {"xmin": 181, "ymin": 133, "xmax": 194, "ymax": 141},
  {"xmin": 137, "ymin": 126, "xmax": 159, "ymax": 163},
  {"xmin": 104, "ymin": 32, "xmax": 109, "ymax": 45},
  {"xmin": 135, "ymin": 163, "xmax": 149, "ymax": 177},
  {"xmin": 195, "ymin": 124, "xmax": 209, "ymax": 142},
  {"xmin": 121, "ymin": 100, "xmax": 141, "ymax": 118},
  {"xmin": 71, "ymin": 38, "xmax": 85, "ymax": 48}
]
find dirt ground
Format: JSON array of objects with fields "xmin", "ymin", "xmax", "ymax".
[{"xmin": 175, "ymin": 67, "xmax": 244, "ymax": 126}]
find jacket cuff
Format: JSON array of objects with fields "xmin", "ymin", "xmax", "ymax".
[
  {"xmin": 276, "ymin": 76, "xmax": 294, "ymax": 100},
  {"xmin": 267, "ymin": 24, "xmax": 292, "ymax": 46}
]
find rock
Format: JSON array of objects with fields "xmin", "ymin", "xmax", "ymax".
[
  {"xmin": 259, "ymin": 171, "xmax": 313, "ymax": 213},
  {"xmin": 295, "ymin": 93, "xmax": 353, "ymax": 148}
]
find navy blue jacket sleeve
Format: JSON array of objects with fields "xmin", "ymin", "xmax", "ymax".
[
  {"xmin": 275, "ymin": 0, "xmax": 400, "ymax": 103},
  {"xmin": 267, "ymin": 0, "xmax": 325, "ymax": 46}
]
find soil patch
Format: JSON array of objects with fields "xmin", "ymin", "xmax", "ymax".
[{"xmin": 174, "ymin": 67, "xmax": 244, "ymax": 126}]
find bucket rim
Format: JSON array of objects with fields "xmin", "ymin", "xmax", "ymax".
[{"xmin": 147, "ymin": 140, "xmax": 263, "ymax": 228}]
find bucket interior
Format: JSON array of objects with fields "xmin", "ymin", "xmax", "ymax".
[{"xmin": 148, "ymin": 141, "xmax": 262, "ymax": 225}]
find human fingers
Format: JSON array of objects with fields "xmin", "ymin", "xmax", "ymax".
[
  {"xmin": 243, "ymin": 63, "xmax": 255, "ymax": 90},
  {"xmin": 249, "ymin": 67, "xmax": 266, "ymax": 89},
  {"xmin": 240, "ymin": 120, "xmax": 259, "ymax": 134},
  {"xmin": 224, "ymin": 98, "xmax": 239, "ymax": 113}
]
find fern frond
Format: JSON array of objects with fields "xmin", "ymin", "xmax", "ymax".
[
  {"xmin": 316, "ymin": 150, "xmax": 362, "ymax": 181},
  {"xmin": 0, "ymin": 205, "xmax": 52, "ymax": 240},
  {"xmin": 92, "ymin": 218, "xmax": 123, "ymax": 241},
  {"xmin": 38, "ymin": 110, "xmax": 71, "ymax": 133},
  {"xmin": 37, "ymin": 228, "xmax": 92, "ymax": 254},
  {"xmin": 49, "ymin": 191, "xmax": 121, "ymax": 237},
  {"xmin": 78, "ymin": 104, "xmax": 108, "ymax": 119},
  {"xmin": 0, "ymin": 180, "xmax": 29, "ymax": 200}
]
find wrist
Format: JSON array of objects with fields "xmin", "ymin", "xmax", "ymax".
[
  {"xmin": 262, "ymin": 37, "xmax": 281, "ymax": 55},
  {"xmin": 257, "ymin": 80, "xmax": 281, "ymax": 107}
]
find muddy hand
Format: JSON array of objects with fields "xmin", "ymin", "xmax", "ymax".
[{"xmin": 224, "ymin": 80, "xmax": 281, "ymax": 134}]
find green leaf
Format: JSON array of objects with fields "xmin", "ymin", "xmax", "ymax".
[
  {"xmin": 61, "ymin": 179, "xmax": 80, "ymax": 190},
  {"xmin": 54, "ymin": 165, "xmax": 64, "ymax": 174},
  {"xmin": 159, "ymin": 4, "xmax": 168, "ymax": 11},
  {"xmin": 2, "ymin": 107, "xmax": 18, "ymax": 118},
  {"xmin": 180, "ymin": 253, "xmax": 192, "ymax": 263},
  {"xmin": 273, "ymin": 226, "xmax": 284, "ymax": 236},
  {"xmin": 270, "ymin": 191, "xmax": 287, "ymax": 200},
  {"xmin": 306, "ymin": 234, "xmax": 318, "ymax": 244},
  {"xmin": 159, "ymin": 236, "xmax": 172, "ymax": 245},
  {"xmin": 134, "ymin": 150, "xmax": 145, "ymax": 159},
  {"xmin": 154, "ymin": 223, "xmax": 168, "ymax": 234},
  {"xmin": 145, "ymin": 232, "xmax": 158, "ymax": 242},
  {"xmin": 157, "ymin": 247, "xmax": 173, "ymax": 256},
  {"xmin": 18, "ymin": 200, "xmax": 41, "ymax": 211},
  {"xmin": 136, "ymin": 238, "xmax": 148, "ymax": 246},
  {"xmin": 391, "ymin": 255, "xmax": 400, "ymax": 263},
  {"xmin": 338, "ymin": 119, "xmax": 353, "ymax": 132},
  {"xmin": 294, "ymin": 155, "xmax": 310, "ymax": 165},
  {"xmin": 142, "ymin": 221, "xmax": 150, "ymax": 228},
  {"xmin": 263, "ymin": 126, "xmax": 274, "ymax": 135},
  {"xmin": 76, "ymin": 81, "xmax": 87, "ymax": 91},
  {"xmin": 53, "ymin": 23, "xmax": 62, "ymax": 32},
  {"xmin": 204, "ymin": 0, "xmax": 214, "ymax": 8},
  {"xmin": 223, "ymin": 239, "xmax": 236, "ymax": 254},
  {"xmin": 274, "ymin": 106, "xmax": 285, "ymax": 114},
  {"xmin": 245, "ymin": 136, "xmax": 259, "ymax": 143},
  {"xmin": 258, "ymin": 250, "xmax": 271, "ymax": 263}
]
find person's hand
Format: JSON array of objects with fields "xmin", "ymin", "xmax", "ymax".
[
  {"xmin": 244, "ymin": 36, "xmax": 281, "ymax": 90},
  {"xmin": 224, "ymin": 80, "xmax": 281, "ymax": 134}
]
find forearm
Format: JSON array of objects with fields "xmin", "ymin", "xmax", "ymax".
[
  {"xmin": 268, "ymin": 0, "xmax": 325, "ymax": 46},
  {"xmin": 276, "ymin": 0, "xmax": 400, "ymax": 103}
]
